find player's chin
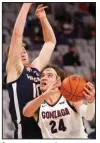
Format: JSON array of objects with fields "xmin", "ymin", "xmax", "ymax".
[
  {"xmin": 22, "ymin": 59, "xmax": 28, "ymax": 65},
  {"xmin": 22, "ymin": 60, "xmax": 26, "ymax": 65}
]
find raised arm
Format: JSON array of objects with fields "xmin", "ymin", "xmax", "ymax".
[
  {"xmin": 31, "ymin": 4, "xmax": 56, "ymax": 71},
  {"xmin": 6, "ymin": 3, "xmax": 32, "ymax": 76}
]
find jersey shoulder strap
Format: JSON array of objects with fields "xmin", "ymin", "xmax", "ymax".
[{"xmin": 66, "ymin": 100, "xmax": 78, "ymax": 113}]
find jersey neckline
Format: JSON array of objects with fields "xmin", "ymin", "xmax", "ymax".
[{"xmin": 44, "ymin": 94, "xmax": 62, "ymax": 107}]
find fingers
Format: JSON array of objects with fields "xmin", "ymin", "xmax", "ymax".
[
  {"xmin": 83, "ymin": 91, "xmax": 90, "ymax": 99},
  {"xmin": 48, "ymin": 81, "xmax": 61, "ymax": 91},
  {"xmin": 86, "ymin": 82, "xmax": 94, "ymax": 89},
  {"xmin": 37, "ymin": 4, "xmax": 43, "ymax": 8},
  {"xmin": 48, "ymin": 82, "xmax": 60, "ymax": 90},
  {"xmin": 87, "ymin": 82, "xmax": 94, "ymax": 87},
  {"xmin": 86, "ymin": 82, "xmax": 95, "ymax": 94},
  {"xmin": 37, "ymin": 4, "xmax": 47, "ymax": 9},
  {"xmin": 51, "ymin": 80, "xmax": 59, "ymax": 87},
  {"xmin": 52, "ymin": 83, "xmax": 61, "ymax": 90},
  {"xmin": 36, "ymin": 6, "xmax": 48, "ymax": 13},
  {"xmin": 83, "ymin": 82, "xmax": 95, "ymax": 103},
  {"xmin": 51, "ymin": 87, "xmax": 61, "ymax": 94},
  {"xmin": 83, "ymin": 91, "xmax": 95, "ymax": 103},
  {"xmin": 52, "ymin": 79, "xmax": 61, "ymax": 89},
  {"xmin": 36, "ymin": 5, "xmax": 48, "ymax": 13},
  {"xmin": 84, "ymin": 87, "xmax": 92, "ymax": 95}
]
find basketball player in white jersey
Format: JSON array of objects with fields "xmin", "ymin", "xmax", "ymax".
[
  {"xmin": 5, "ymin": 3, "xmax": 57, "ymax": 139},
  {"xmin": 23, "ymin": 64, "xmax": 95, "ymax": 138}
]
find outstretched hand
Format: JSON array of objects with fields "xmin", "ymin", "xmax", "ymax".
[{"xmin": 35, "ymin": 4, "xmax": 48, "ymax": 20}]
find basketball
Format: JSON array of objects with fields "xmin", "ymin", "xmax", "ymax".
[{"xmin": 61, "ymin": 75, "xmax": 86, "ymax": 102}]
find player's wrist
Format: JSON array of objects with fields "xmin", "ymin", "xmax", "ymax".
[
  {"xmin": 88, "ymin": 99, "xmax": 95, "ymax": 104},
  {"xmin": 41, "ymin": 92, "xmax": 48, "ymax": 99},
  {"xmin": 40, "ymin": 16, "xmax": 47, "ymax": 21}
]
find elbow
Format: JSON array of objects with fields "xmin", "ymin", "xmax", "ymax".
[
  {"xmin": 48, "ymin": 37, "xmax": 56, "ymax": 45},
  {"xmin": 52, "ymin": 38, "xmax": 56, "ymax": 45},
  {"xmin": 46, "ymin": 40, "xmax": 56, "ymax": 48},
  {"xmin": 23, "ymin": 107, "xmax": 33, "ymax": 118}
]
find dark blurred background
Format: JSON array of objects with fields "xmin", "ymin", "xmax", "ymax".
[{"xmin": 2, "ymin": 2, "xmax": 96, "ymax": 139}]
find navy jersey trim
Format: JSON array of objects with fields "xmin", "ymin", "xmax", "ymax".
[
  {"xmin": 31, "ymin": 67, "xmax": 40, "ymax": 75},
  {"xmin": 82, "ymin": 117, "xmax": 88, "ymax": 135},
  {"xmin": 67, "ymin": 101, "xmax": 77, "ymax": 113}
]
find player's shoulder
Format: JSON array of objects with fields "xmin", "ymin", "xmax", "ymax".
[
  {"xmin": 6, "ymin": 67, "xmax": 25, "ymax": 84},
  {"xmin": 61, "ymin": 96, "xmax": 78, "ymax": 113},
  {"xmin": 25, "ymin": 67, "xmax": 40, "ymax": 83},
  {"xmin": 29, "ymin": 67, "xmax": 40, "ymax": 77}
]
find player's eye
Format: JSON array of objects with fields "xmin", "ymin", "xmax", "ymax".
[
  {"xmin": 48, "ymin": 74, "xmax": 52, "ymax": 77},
  {"xmin": 41, "ymin": 74, "xmax": 45, "ymax": 77}
]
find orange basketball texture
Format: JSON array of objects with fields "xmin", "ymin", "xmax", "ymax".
[{"xmin": 61, "ymin": 75, "xmax": 86, "ymax": 102}]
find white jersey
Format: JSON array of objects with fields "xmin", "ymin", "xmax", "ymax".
[{"xmin": 38, "ymin": 96, "xmax": 88, "ymax": 138}]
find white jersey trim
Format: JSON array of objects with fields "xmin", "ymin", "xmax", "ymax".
[
  {"xmin": 33, "ymin": 83, "xmax": 36, "ymax": 98},
  {"xmin": 12, "ymin": 83, "xmax": 22, "ymax": 138}
]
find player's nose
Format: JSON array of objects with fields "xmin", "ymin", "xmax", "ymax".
[{"xmin": 41, "ymin": 78, "xmax": 47, "ymax": 82}]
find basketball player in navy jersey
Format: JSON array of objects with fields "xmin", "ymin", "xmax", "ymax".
[
  {"xmin": 23, "ymin": 64, "xmax": 95, "ymax": 138},
  {"xmin": 5, "ymin": 3, "xmax": 56, "ymax": 139}
]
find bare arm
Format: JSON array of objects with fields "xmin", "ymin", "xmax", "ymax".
[
  {"xmin": 23, "ymin": 92, "xmax": 47, "ymax": 117},
  {"xmin": 23, "ymin": 82, "xmax": 60, "ymax": 117},
  {"xmin": 31, "ymin": 5, "xmax": 56, "ymax": 71},
  {"xmin": 6, "ymin": 3, "xmax": 32, "ymax": 76}
]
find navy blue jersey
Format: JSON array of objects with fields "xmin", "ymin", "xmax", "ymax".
[{"xmin": 7, "ymin": 67, "xmax": 42, "ymax": 139}]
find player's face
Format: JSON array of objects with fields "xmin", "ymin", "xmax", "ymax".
[
  {"xmin": 21, "ymin": 47, "xmax": 29, "ymax": 66},
  {"xmin": 40, "ymin": 68, "xmax": 58, "ymax": 92}
]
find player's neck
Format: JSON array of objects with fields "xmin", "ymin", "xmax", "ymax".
[
  {"xmin": 25, "ymin": 63, "xmax": 30, "ymax": 68},
  {"xmin": 46, "ymin": 92, "xmax": 61, "ymax": 105}
]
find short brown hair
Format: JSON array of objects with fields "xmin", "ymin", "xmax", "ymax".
[{"xmin": 41, "ymin": 64, "xmax": 65, "ymax": 82}]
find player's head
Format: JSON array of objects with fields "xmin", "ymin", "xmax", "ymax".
[
  {"xmin": 5, "ymin": 41, "xmax": 30, "ymax": 66},
  {"xmin": 40, "ymin": 64, "xmax": 65, "ymax": 92}
]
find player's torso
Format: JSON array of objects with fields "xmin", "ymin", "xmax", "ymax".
[
  {"xmin": 7, "ymin": 67, "xmax": 40, "ymax": 112},
  {"xmin": 38, "ymin": 96, "xmax": 87, "ymax": 138},
  {"xmin": 7, "ymin": 67, "xmax": 42, "ymax": 138}
]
